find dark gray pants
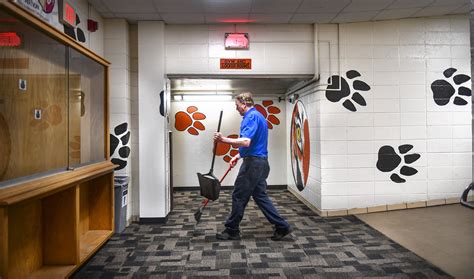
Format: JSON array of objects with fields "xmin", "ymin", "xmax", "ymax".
[{"xmin": 225, "ymin": 156, "xmax": 290, "ymax": 233}]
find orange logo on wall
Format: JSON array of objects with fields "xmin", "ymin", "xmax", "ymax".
[
  {"xmin": 254, "ymin": 100, "xmax": 281, "ymax": 129},
  {"xmin": 30, "ymin": 104, "xmax": 63, "ymax": 130},
  {"xmin": 290, "ymin": 101, "xmax": 310, "ymax": 191},
  {"xmin": 216, "ymin": 134, "xmax": 239, "ymax": 162},
  {"xmin": 174, "ymin": 106, "xmax": 206, "ymax": 135}
]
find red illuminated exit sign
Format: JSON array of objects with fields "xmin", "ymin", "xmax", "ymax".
[
  {"xmin": 220, "ymin": 59, "xmax": 252, "ymax": 70},
  {"xmin": 0, "ymin": 32, "xmax": 21, "ymax": 47},
  {"xmin": 59, "ymin": 0, "xmax": 77, "ymax": 28}
]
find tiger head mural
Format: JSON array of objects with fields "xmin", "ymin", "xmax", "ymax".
[{"xmin": 290, "ymin": 100, "xmax": 310, "ymax": 191}]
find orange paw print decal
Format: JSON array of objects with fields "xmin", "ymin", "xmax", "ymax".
[
  {"xmin": 254, "ymin": 100, "xmax": 281, "ymax": 129},
  {"xmin": 216, "ymin": 134, "xmax": 239, "ymax": 162},
  {"xmin": 175, "ymin": 106, "xmax": 206, "ymax": 135},
  {"xmin": 30, "ymin": 103, "xmax": 63, "ymax": 130}
]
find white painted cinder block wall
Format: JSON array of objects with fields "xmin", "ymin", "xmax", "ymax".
[
  {"xmin": 59, "ymin": 0, "xmax": 104, "ymax": 56},
  {"xmin": 165, "ymin": 24, "xmax": 314, "ymax": 75},
  {"xmin": 85, "ymin": 4, "xmax": 104, "ymax": 56},
  {"xmin": 138, "ymin": 22, "xmax": 168, "ymax": 219},
  {"xmin": 104, "ymin": 16, "xmax": 470, "ymax": 219},
  {"xmin": 288, "ymin": 15, "xmax": 472, "ymax": 213},
  {"xmin": 104, "ymin": 19, "xmax": 133, "ymax": 222},
  {"xmin": 171, "ymin": 99, "xmax": 287, "ymax": 188},
  {"xmin": 129, "ymin": 25, "xmax": 139, "ymax": 222}
]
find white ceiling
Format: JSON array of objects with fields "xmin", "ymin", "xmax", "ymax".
[{"xmin": 88, "ymin": 0, "xmax": 469, "ymax": 24}]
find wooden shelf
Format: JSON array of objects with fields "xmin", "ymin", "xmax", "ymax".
[
  {"xmin": 0, "ymin": 170, "xmax": 114, "ymax": 278},
  {"xmin": 29, "ymin": 265, "xmax": 76, "ymax": 279},
  {"xmin": 80, "ymin": 230, "xmax": 113, "ymax": 262},
  {"xmin": 0, "ymin": 161, "xmax": 116, "ymax": 205}
]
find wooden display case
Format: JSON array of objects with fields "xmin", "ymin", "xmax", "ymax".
[
  {"xmin": 0, "ymin": 1, "xmax": 114, "ymax": 278},
  {"xmin": 0, "ymin": 162, "xmax": 115, "ymax": 278}
]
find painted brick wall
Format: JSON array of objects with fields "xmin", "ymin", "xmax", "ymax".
[
  {"xmin": 165, "ymin": 24, "xmax": 314, "ymax": 75},
  {"xmin": 171, "ymin": 98, "xmax": 286, "ymax": 188},
  {"xmin": 471, "ymin": 0, "xmax": 474, "ymax": 184},
  {"xmin": 86, "ymin": 4, "xmax": 104, "ymax": 57},
  {"xmin": 129, "ymin": 24, "xmax": 139, "ymax": 220},
  {"xmin": 104, "ymin": 19, "xmax": 133, "ymax": 222},
  {"xmin": 288, "ymin": 15, "xmax": 472, "ymax": 212},
  {"xmin": 138, "ymin": 22, "xmax": 168, "ymax": 218}
]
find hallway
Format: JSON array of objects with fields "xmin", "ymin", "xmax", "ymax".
[{"xmin": 74, "ymin": 190, "xmax": 449, "ymax": 278}]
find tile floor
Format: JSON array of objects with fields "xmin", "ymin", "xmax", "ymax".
[{"xmin": 357, "ymin": 204, "xmax": 474, "ymax": 279}]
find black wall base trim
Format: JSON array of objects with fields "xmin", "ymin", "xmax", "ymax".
[
  {"xmin": 139, "ymin": 214, "xmax": 169, "ymax": 224},
  {"xmin": 174, "ymin": 185, "xmax": 287, "ymax": 191}
]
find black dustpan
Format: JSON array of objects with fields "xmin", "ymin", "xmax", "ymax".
[
  {"xmin": 197, "ymin": 172, "xmax": 220, "ymax": 201},
  {"xmin": 195, "ymin": 164, "xmax": 232, "ymax": 222},
  {"xmin": 197, "ymin": 110, "xmax": 223, "ymax": 201}
]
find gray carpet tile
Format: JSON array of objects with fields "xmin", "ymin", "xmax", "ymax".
[{"xmin": 74, "ymin": 190, "xmax": 451, "ymax": 278}]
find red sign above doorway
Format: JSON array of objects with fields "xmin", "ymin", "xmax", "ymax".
[{"xmin": 220, "ymin": 58, "xmax": 251, "ymax": 70}]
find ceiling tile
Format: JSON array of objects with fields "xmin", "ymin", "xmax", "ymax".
[
  {"xmin": 297, "ymin": 0, "xmax": 351, "ymax": 13},
  {"xmin": 251, "ymin": 0, "xmax": 303, "ymax": 13},
  {"xmin": 152, "ymin": 0, "xmax": 204, "ymax": 13},
  {"xmin": 202, "ymin": 0, "xmax": 252, "ymax": 13},
  {"xmin": 343, "ymin": 0, "xmax": 394, "ymax": 12},
  {"xmin": 115, "ymin": 13, "xmax": 163, "ymax": 23},
  {"xmin": 290, "ymin": 13, "xmax": 337, "ymax": 23},
  {"xmin": 387, "ymin": 0, "xmax": 434, "ymax": 9},
  {"xmin": 161, "ymin": 13, "xmax": 206, "ymax": 24},
  {"xmin": 90, "ymin": 0, "xmax": 468, "ymax": 24},
  {"xmin": 102, "ymin": 0, "xmax": 157, "ymax": 14},
  {"xmin": 451, "ymin": 3, "xmax": 469, "ymax": 13},
  {"xmin": 205, "ymin": 13, "xmax": 250, "ymax": 24},
  {"xmin": 88, "ymin": 0, "xmax": 111, "ymax": 13},
  {"xmin": 431, "ymin": 0, "xmax": 468, "ymax": 7},
  {"xmin": 413, "ymin": 5, "xmax": 464, "ymax": 17},
  {"xmin": 374, "ymin": 8, "xmax": 419, "ymax": 20},
  {"xmin": 331, "ymin": 11, "xmax": 379, "ymax": 23},
  {"xmin": 248, "ymin": 13, "xmax": 293, "ymax": 24},
  {"xmin": 100, "ymin": 12, "xmax": 116, "ymax": 18}
]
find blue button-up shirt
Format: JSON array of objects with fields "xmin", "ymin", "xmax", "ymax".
[{"xmin": 239, "ymin": 107, "xmax": 268, "ymax": 158}]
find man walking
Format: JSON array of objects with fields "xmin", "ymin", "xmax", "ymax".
[{"xmin": 213, "ymin": 92, "xmax": 292, "ymax": 241}]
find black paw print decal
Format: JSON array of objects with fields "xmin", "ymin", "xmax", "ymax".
[
  {"xmin": 376, "ymin": 144, "xmax": 420, "ymax": 183},
  {"xmin": 110, "ymin": 122, "xmax": 130, "ymax": 171},
  {"xmin": 431, "ymin": 68, "xmax": 471, "ymax": 106},
  {"xmin": 326, "ymin": 70, "xmax": 371, "ymax": 112},
  {"xmin": 63, "ymin": 14, "xmax": 86, "ymax": 43}
]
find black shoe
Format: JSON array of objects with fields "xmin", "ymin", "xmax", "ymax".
[
  {"xmin": 271, "ymin": 226, "xmax": 292, "ymax": 241},
  {"xmin": 216, "ymin": 229, "xmax": 241, "ymax": 240}
]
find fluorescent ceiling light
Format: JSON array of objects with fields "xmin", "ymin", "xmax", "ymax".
[{"xmin": 182, "ymin": 95, "xmax": 233, "ymax": 101}]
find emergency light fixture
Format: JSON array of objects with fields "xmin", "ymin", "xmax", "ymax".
[
  {"xmin": 173, "ymin": 92, "xmax": 233, "ymax": 102},
  {"xmin": 224, "ymin": 33, "xmax": 249, "ymax": 50}
]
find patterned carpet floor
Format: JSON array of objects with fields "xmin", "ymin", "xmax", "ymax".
[{"xmin": 74, "ymin": 190, "xmax": 451, "ymax": 278}]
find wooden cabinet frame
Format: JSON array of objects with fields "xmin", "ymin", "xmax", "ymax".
[{"xmin": 0, "ymin": 1, "xmax": 115, "ymax": 278}]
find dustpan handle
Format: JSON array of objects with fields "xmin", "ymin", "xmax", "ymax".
[{"xmin": 210, "ymin": 110, "xmax": 223, "ymax": 173}]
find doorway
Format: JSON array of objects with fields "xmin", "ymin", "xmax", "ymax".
[{"xmin": 167, "ymin": 76, "xmax": 309, "ymax": 193}]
